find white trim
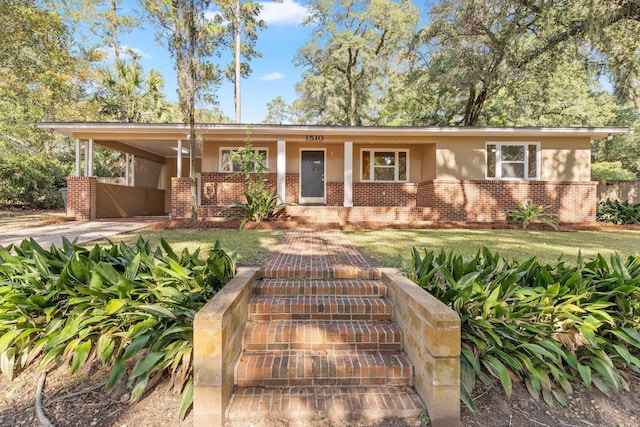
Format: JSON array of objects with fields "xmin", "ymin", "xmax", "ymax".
[
  {"xmin": 277, "ymin": 140, "xmax": 286, "ymax": 204},
  {"xmin": 88, "ymin": 139, "xmax": 94, "ymax": 177},
  {"xmin": 485, "ymin": 141, "xmax": 540, "ymax": 180},
  {"xmin": 299, "ymin": 148, "xmax": 326, "ymax": 204},
  {"xmin": 130, "ymin": 154, "xmax": 135, "ymax": 186},
  {"xmin": 219, "ymin": 146, "xmax": 269, "ymax": 172},
  {"xmin": 75, "ymin": 139, "xmax": 81, "ymax": 177},
  {"xmin": 359, "ymin": 148, "xmax": 410, "ymax": 182},
  {"xmin": 84, "ymin": 140, "xmax": 89, "ymax": 177},
  {"xmin": 344, "ymin": 141, "xmax": 353, "ymax": 207},
  {"xmin": 177, "ymin": 140, "xmax": 182, "ymax": 178},
  {"xmin": 125, "ymin": 154, "xmax": 130, "ymax": 184}
]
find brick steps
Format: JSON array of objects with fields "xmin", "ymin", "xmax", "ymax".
[
  {"xmin": 254, "ymin": 278, "xmax": 387, "ymax": 296},
  {"xmin": 244, "ymin": 320, "xmax": 403, "ymax": 351},
  {"xmin": 249, "ymin": 295, "xmax": 393, "ymax": 321},
  {"xmin": 226, "ymin": 386, "xmax": 425, "ymax": 421},
  {"xmin": 236, "ymin": 350, "xmax": 413, "ymax": 387},
  {"xmin": 226, "ymin": 272, "xmax": 425, "ymax": 424}
]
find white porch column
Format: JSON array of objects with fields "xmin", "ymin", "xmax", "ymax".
[
  {"xmin": 88, "ymin": 139, "xmax": 94, "ymax": 177},
  {"xmin": 130, "ymin": 155, "xmax": 135, "ymax": 187},
  {"xmin": 125, "ymin": 154, "xmax": 130, "ymax": 185},
  {"xmin": 344, "ymin": 141, "xmax": 353, "ymax": 207},
  {"xmin": 277, "ymin": 140, "xmax": 286, "ymax": 204},
  {"xmin": 84, "ymin": 140, "xmax": 89, "ymax": 177},
  {"xmin": 75, "ymin": 139, "xmax": 81, "ymax": 177},
  {"xmin": 177, "ymin": 140, "xmax": 183, "ymax": 178}
]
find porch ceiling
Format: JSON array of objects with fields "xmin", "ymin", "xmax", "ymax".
[{"xmin": 39, "ymin": 122, "xmax": 629, "ymax": 159}]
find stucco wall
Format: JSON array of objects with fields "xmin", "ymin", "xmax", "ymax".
[{"xmin": 435, "ymin": 137, "xmax": 591, "ymax": 182}]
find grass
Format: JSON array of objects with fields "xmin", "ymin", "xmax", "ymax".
[
  {"xmin": 92, "ymin": 228, "xmax": 284, "ymax": 266},
  {"xmin": 344, "ymin": 229, "xmax": 640, "ymax": 267}
]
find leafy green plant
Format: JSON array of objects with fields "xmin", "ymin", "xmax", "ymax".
[
  {"xmin": 402, "ymin": 248, "xmax": 640, "ymax": 410},
  {"xmin": 233, "ymin": 188, "xmax": 285, "ymax": 228},
  {"xmin": 506, "ymin": 201, "xmax": 558, "ymax": 230},
  {"xmin": 597, "ymin": 199, "xmax": 640, "ymax": 225},
  {"xmin": 229, "ymin": 137, "xmax": 285, "ymax": 229},
  {"xmin": 0, "ymin": 236, "xmax": 236, "ymax": 420},
  {"xmin": 591, "ymin": 161, "xmax": 637, "ymax": 181}
]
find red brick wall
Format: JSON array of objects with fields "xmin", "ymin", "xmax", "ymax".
[
  {"xmin": 286, "ymin": 174, "xmax": 299, "ymax": 204},
  {"xmin": 171, "ymin": 177, "xmax": 194, "ymax": 219},
  {"xmin": 326, "ymin": 183, "xmax": 344, "ymax": 206},
  {"xmin": 201, "ymin": 173, "xmax": 279, "ymax": 205},
  {"xmin": 418, "ymin": 180, "xmax": 596, "ymax": 223},
  {"xmin": 66, "ymin": 177, "xmax": 96, "ymax": 220},
  {"xmin": 191, "ymin": 175, "xmax": 595, "ymax": 223},
  {"xmin": 353, "ymin": 183, "xmax": 418, "ymax": 207}
]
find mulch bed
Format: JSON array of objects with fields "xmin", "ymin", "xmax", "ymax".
[{"xmin": 148, "ymin": 217, "xmax": 640, "ymax": 232}]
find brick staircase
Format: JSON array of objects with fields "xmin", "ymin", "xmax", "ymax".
[{"xmin": 225, "ymin": 269, "xmax": 426, "ymax": 424}]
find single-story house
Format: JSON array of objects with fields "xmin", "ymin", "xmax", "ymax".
[{"xmin": 40, "ymin": 123, "xmax": 628, "ymax": 224}]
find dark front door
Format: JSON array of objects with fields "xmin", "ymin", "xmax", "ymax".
[{"xmin": 300, "ymin": 150, "xmax": 325, "ymax": 204}]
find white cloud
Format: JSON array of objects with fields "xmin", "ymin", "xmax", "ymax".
[
  {"xmin": 101, "ymin": 45, "xmax": 152, "ymax": 61},
  {"xmin": 259, "ymin": 0, "xmax": 309, "ymax": 26},
  {"xmin": 259, "ymin": 72, "xmax": 285, "ymax": 81}
]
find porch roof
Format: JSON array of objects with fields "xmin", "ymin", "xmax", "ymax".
[{"xmin": 39, "ymin": 122, "xmax": 629, "ymax": 160}]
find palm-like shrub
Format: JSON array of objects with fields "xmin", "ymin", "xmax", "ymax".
[
  {"xmin": 506, "ymin": 201, "xmax": 559, "ymax": 230},
  {"xmin": 0, "ymin": 237, "xmax": 236, "ymax": 419},
  {"xmin": 403, "ymin": 248, "xmax": 640, "ymax": 410}
]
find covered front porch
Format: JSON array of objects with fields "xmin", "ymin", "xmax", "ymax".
[{"xmin": 40, "ymin": 123, "xmax": 620, "ymax": 224}]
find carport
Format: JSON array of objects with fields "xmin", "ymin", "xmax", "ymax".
[{"xmin": 40, "ymin": 123, "xmax": 199, "ymax": 220}]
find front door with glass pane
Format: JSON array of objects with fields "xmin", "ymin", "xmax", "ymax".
[{"xmin": 300, "ymin": 150, "xmax": 325, "ymax": 204}]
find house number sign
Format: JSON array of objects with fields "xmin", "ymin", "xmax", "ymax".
[{"xmin": 305, "ymin": 135, "xmax": 324, "ymax": 141}]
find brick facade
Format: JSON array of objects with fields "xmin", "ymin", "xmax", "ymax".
[
  {"xmin": 66, "ymin": 177, "xmax": 96, "ymax": 220},
  {"xmin": 171, "ymin": 177, "xmax": 195, "ymax": 219},
  {"xmin": 193, "ymin": 175, "xmax": 596, "ymax": 223},
  {"xmin": 353, "ymin": 183, "xmax": 418, "ymax": 207},
  {"xmin": 418, "ymin": 180, "xmax": 596, "ymax": 223}
]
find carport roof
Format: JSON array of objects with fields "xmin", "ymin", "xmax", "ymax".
[{"xmin": 39, "ymin": 122, "xmax": 629, "ymax": 160}]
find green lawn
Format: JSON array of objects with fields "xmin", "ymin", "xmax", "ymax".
[
  {"xmin": 92, "ymin": 228, "xmax": 284, "ymax": 266},
  {"xmin": 344, "ymin": 229, "xmax": 640, "ymax": 268}
]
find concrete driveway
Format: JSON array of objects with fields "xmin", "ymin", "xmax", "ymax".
[{"xmin": 0, "ymin": 217, "xmax": 160, "ymax": 249}]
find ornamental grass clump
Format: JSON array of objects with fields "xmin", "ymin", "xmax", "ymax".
[
  {"xmin": 0, "ymin": 236, "xmax": 236, "ymax": 420},
  {"xmin": 506, "ymin": 201, "xmax": 559, "ymax": 230},
  {"xmin": 403, "ymin": 248, "xmax": 640, "ymax": 410}
]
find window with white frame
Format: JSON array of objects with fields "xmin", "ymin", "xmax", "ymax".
[
  {"xmin": 486, "ymin": 142, "xmax": 539, "ymax": 179},
  {"xmin": 220, "ymin": 147, "xmax": 268, "ymax": 172},
  {"xmin": 361, "ymin": 149, "xmax": 408, "ymax": 182}
]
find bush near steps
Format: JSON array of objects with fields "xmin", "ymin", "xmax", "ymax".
[
  {"xmin": 0, "ymin": 236, "xmax": 236, "ymax": 420},
  {"xmin": 403, "ymin": 247, "xmax": 640, "ymax": 410}
]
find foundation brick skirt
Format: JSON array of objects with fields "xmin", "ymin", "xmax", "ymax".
[{"xmin": 185, "ymin": 177, "xmax": 597, "ymax": 224}]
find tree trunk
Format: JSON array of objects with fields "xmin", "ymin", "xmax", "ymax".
[
  {"xmin": 234, "ymin": 0, "xmax": 241, "ymax": 123},
  {"xmin": 188, "ymin": 0, "xmax": 198, "ymax": 221}
]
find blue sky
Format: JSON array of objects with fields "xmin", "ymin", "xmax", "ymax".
[{"xmin": 116, "ymin": 0, "xmax": 313, "ymax": 123}]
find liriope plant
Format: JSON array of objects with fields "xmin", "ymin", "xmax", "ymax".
[
  {"xmin": 402, "ymin": 248, "xmax": 640, "ymax": 410},
  {"xmin": 0, "ymin": 236, "xmax": 236, "ymax": 420}
]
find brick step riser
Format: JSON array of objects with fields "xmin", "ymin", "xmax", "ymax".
[
  {"xmin": 226, "ymin": 386, "xmax": 426, "ymax": 421},
  {"xmin": 254, "ymin": 280, "xmax": 387, "ymax": 297},
  {"xmin": 236, "ymin": 352, "xmax": 413, "ymax": 388},
  {"xmin": 249, "ymin": 297, "xmax": 393, "ymax": 322},
  {"xmin": 259, "ymin": 270, "xmax": 381, "ymax": 280},
  {"xmin": 243, "ymin": 322, "xmax": 403, "ymax": 351},
  {"xmin": 237, "ymin": 377, "xmax": 411, "ymax": 387}
]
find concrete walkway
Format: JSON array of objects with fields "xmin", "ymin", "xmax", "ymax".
[{"xmin": 0, "ymin": 217, "xmax": 160, "ymax": 248}]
